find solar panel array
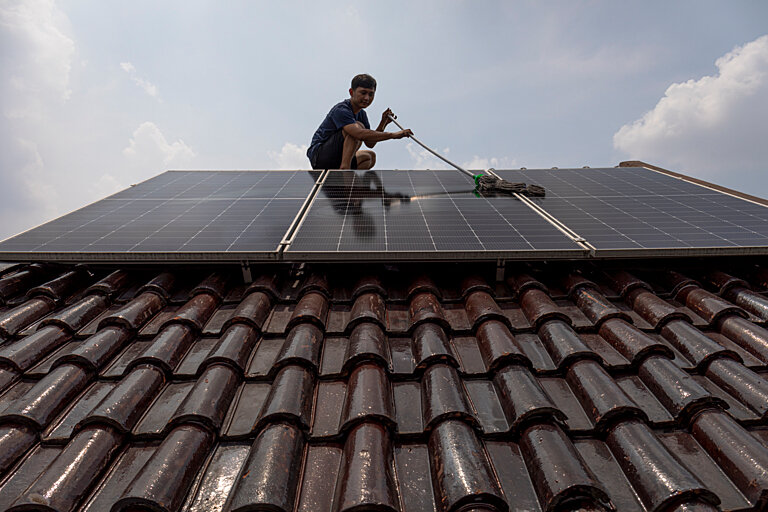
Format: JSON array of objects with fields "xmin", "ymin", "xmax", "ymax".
[{"xmin": 1, "ymin": 166, "xmax": 767, "ymax": 262}]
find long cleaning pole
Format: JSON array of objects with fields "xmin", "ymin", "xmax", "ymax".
[{"xmin": 388, "ymin": 115, "xmax": 483, "ymax": 185}]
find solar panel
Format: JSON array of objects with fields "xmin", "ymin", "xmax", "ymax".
[
  {"xmin": 0, "ymin": 171, "xmax": 317, "ymax": 261},
  {"xmin": 285, "ymin": 170, "xmax": 586, "ymax": 259},
  {"xmin": 496, "ymin": 167, "xmax": 768, "ymax": 256}
]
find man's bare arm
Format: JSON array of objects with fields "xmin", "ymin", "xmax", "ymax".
[
  {"xmin": 365, "ymin": 108, "xmax": 395, "ymax": 148},
  {"xmin": 343, "ymin": 122, "xmax": 412, "ymax": 144}
]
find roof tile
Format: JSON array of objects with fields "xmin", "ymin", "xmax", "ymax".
[
  {"xmin": 566, "ymin": 359, "xmax": 646, "ymax": 431},
  {"xmin": 288, "ymin": 291, "xmax": 329, "ymax": 330},
  {"xmin": 520, "ymin": 421, "xmax": 612, "ymax": 511},
  {"xmin": 0, "ymin": 264, "xmax": 48, "ymax": 305},
  {"xmin": 341, "ymin": 362, "xmax": 394, "ymax": 432},
  {"xmin": 474, "ymin": 319, "xmax": 527, "ymax": 371},
  {"xmin": 205, "ymin": 323, "xmax": 259, "ymax": 374},
  {"xmin": 691, "ymin": 409, "xmax": 768, "ymax": 506},
  {"xmin": 170, "ymin": 363, "xmax": 239, "ymax": 432},
  {"xmin": 493, "ymin": 364, "xmax": 566, "ymax": 432},
  {"xmin": 274, "ymin": 323, "xmax": 323, "ymax": 371},
  {"xmin": 98, "ymin": 291, "xmax": 166, "ymax": 333},
  {"xmin": 39, "ymin": 293, "xmax": 109, "ymax": 334},
  {"xmin": 82, "ymin": 269, "xmax": 131, "ymax": 298},
  {"xmin": 705, "ymin": 358, "xmax": 768, "ymax": 417},
  {"xmin": 0, "ymin": 325, "xmax": 70, "ymax": 372},
  {"xmin": 27, "ymin": 268, "xmax": 88, "ymax": 302},
  {"xmin": 428, "ymin": 419, "xmax": 505, "ymax": 512},
  {"xmin": 113, "ymin": 424, "xmax": 213, "ymax": 512},
  {"xmin": 131, "ymin": 324, "xmax": 196, "ymax": 375},
  {"xmin": 409, "ymin": 291, "xmax": 449, "ymax": 332},
  {"xmin": 222, "ymin": 290, "xmax": 272, "ymax": 332},
  {"xmin": 660, "ymin": 320, "xmax": 740, "ymax": 369},
  {"xmin": 0, "ymin": 423, "xmax": 36, "ymax": 473},
  {"xmin": 605, "ymin": 419, "xmax": 719, "ymax": 511},
  {"xmin": 569, "ymin": 284, "xmax": 630, "ymax": 327},
  {"xmin": 84, "ymin": 364, "xmax": 165, "ymax": 433},
  {"xmin": 717, "ymin": 315, "xmax": 768, "ymax": 363},
  {"xmin": 598, "ymin": 318, "xmax": 673, "ymax": 365},
  {"xmin": 537, "ymin": 319, "xmax": 601, "ymax": 370},
  {"xmin": 0, "ymin": 363, "xmax": 88, "ymax": 430},
  {"xmin": 638, "ymin": 355, "xmax": 726, "ymax": 421},
  {"xmin": 343, "ymin": 322, "xmax": 389, "ymax": 373},
  {"xmin": 0, "ymin": 297, "xmax": 56, "ymax": 339},
  {"xmin": 258, "ymin": 364, "xmax": 315, "ymax": 430},
  {"xmin": 10, "ymin": 425, "xmax": 122, "ymax": 511},
  {"xmin": 160, "ymin": 292, "xmax": 219, "ymax": 332},
  {"xmin": 464, "ymin": 290, "xmax": 507, "ymax": 330},
  {"xmin": 348, "ymin": 291, "xmax": 386, "ymax": 331},
  {"xmin": 227, "ymin": 422, "xmax": 305, "ymax": 512},
  {"xmin": 520, "ymin": 288, "xmax": 572, "ymax": 329},
  {"xmin": 336, "ymin": 421, "xmax": 399, "ymax": 512},
  {"xmin": 421, "ymin": 363, "xmax": 475, "ymax": 431},
  {"xmin": 411, "ymin": 323, "xmax": 457, "ymax": 370}
]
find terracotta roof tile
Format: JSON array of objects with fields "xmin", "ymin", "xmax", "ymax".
[{"xmin": 0, "ymin": 262, "xmax": 767, "ymax": 509}]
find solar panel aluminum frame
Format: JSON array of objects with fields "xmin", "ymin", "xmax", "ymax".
[{"xmin": 0, "ymin": 170, "xmax": 321, "ymax": 264}]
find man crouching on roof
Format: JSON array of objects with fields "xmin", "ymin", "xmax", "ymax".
[{"xmin": 307, "ymin": 74, "xmax": 413, "ymax": 170}]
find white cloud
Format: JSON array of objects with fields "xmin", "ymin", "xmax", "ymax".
[
  {"xmin": 614, "ymin": 34, "xmax": 768, "ymax": 182},
  {"xmin": 123, "ymin": 121, "xmax": 196, "ymax": 170},
  {"xmin": 462, "ymin": 155, "xmax": 517, "ymax": 171},
  {"xmin": 120, "ymin": 61, "xmax": 160, "ymax": 99},
  {"xmin": 0, "ymin": 0, "xmax": 75, "ymax": 119},
  {"xmin": 406, "ymin": 142, "xmax": 452, "ymax": 169},
  {"xmin": 268, "ymin": 142, "xmax": 311, "ymax": 169}
]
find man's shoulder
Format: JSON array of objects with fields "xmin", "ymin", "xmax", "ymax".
[{"xmin": 329, "ymin": 99, "xmax": 352, "ymax": 113}]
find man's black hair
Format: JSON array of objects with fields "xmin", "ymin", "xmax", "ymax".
[{"xmin": 351, "ymin": 74, "xmax": 376, "ymax": 90}]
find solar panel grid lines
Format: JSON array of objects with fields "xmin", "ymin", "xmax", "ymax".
[
  {"xmin": 495, "ymin": 167, "xmax": 768, "ymax": 256},
  {"xmin": 285, "ymin": 169, "xmax": 584, "ymax": 259},
  {"xmin": 0, "ymin": 170, "xmax": 317, "ymax": 260}
]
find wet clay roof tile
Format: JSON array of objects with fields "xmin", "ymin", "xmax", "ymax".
[
  {"xmin": 606, "ymin": 419, "xmax": 719, "ymax": 511},
  {"xmin": 82, "ymin": 364, "xmax": 165, "ymax": 433},
  {"xmin": 348, "ymin": 291, "xmax": 386, "ymax": 331},
  {"xmin": 520, "ymin": 288, "xmax": 572, "ymax": 329},
  {"xmin": 520, "ymin": 422, "xmax": 613, "ymax": 512},
  {"xmin": 204, "ymin": 323, "xmax": 260, "ymax": 374},
  {"xmin": 226, "ymin": 422, "xmax": 305, "ymax": 512},
  {"xmin": 222, "ymin": 290, "xmax": 272, "ymax": 332},
  {"xmin": 113, "ymin": 424, "xmax": 213, "ymax": 512},
  {"xmin": 428, "ymin": 419, "xmax": 506, "ymax": 512},
  {"xmin": 474, "ymin": 319, "xmax": 528, "ymax": 371},
  {"xmin": 288, "ymin": 291, "xmax": 329, "ymax": 330},
  {"xmin": 0, "ymin": 297, "xmax": 56, "ymax": 338},
  {"xmin": 39, "ymin": 293, "xmax": 109, "ymax": 334},
  {"xmin": 10, "ymin": 425, "xmax": 122, "ymax": 511}
]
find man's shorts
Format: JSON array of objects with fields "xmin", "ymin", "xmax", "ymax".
[{"xmin": 310, "ymin": 130, "xmax": 357, "ymax": 169}]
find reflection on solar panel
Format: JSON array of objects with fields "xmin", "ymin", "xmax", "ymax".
[
  {"xmin": 0, "ymin": 171, "xmax": 316, "ymax": 260},
  {"xmin": 285, "ymin": 170, "xmax": 585, "ymax": 259},
  {"xmin": 496, "ymin": 167, "xmax": 768, "ymax": 255}
]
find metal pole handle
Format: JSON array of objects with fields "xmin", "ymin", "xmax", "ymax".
[{"xmin": 388, "ymin": 115, "xmax": 476, "ymax": 179}]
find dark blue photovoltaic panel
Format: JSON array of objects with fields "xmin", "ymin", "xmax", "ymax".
[
  {"xmin": 496, "ymin": 167, "xmax": 768, "ymax": 252},
  {"xmin": 286, "ymin": 170, "xmax": 583, "ymax": 257},
  {"xmin": 0, "ymin": 171, "xmax": 315, "ymax": 257}
]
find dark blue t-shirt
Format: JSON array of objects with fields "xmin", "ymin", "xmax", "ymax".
[{"xmin": 307, "ymin": 99, "xmax": 370, "ymax": 160}]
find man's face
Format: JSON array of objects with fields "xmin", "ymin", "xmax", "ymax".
[{"xmin": 350, "ymin": 86, "xmax": 375, "ymax": 109}]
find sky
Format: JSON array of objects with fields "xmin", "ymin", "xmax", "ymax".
[{"xmin": 1, "ymin": 1, "xmax": 767, "ymax": 241}]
